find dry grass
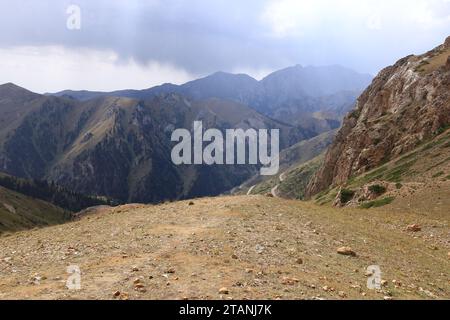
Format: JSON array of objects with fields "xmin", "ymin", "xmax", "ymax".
[{"xmin": 0, "ymin": 192, "xmax": 448, "ymax": 300}]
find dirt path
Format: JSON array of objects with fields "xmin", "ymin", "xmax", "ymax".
[{"xmin": 0, "ymin": 195, "xmax": 448, "ymax": 300}]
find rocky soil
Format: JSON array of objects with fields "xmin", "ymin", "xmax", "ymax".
[{"xmin": 0, "ymin": 193, "xmax": 448, "ymax": 300}]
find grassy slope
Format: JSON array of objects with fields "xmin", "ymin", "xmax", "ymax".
[
  {"xmin": 314, "ymin": 128, "xmax": 450, "ymax": 207},
  {"xmin": 237, "ymin": 130, "xmax": 335, "ymax": 195},
  {"xmin": 0, "ymin": 195, "xmax": 447, "ymax": 300},
  {"xmin": 0, "ymin": 186, "xmax": 71, "ymax": 234}
]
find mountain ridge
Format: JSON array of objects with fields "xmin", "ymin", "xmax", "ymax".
[{"xmin": 307, "ymin": 37, "xmax": 450, "ymax": 197}]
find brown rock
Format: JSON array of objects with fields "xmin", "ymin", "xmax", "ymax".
[
  {"xmin": 306, "ymin": 38, "xmax": 450, "ymax": 197},
  {"xmin": 444, "ymin": 36, "xmax": 450, "ymax": 49},
  {"xmin": 113, "ymin": 291, "xmax": 121, "ymax": 297},
  {"xmin": 219, "ymin": 287, "xmax": 229, "ymax": 294},
  {"xmin": 281, "ymin": 277, "xmax": 300, "ymax": 285},
  {"xmin": 296, "ymin": 258, "xmax": 303, "ymax": 265},
  {"xmin": 406, "ymin": 224, "xmax": 422, "ymax": 232},
  {"xmin": 337, "ymin": 247, "xmax": 357, "ymax": 257},
  {"xmin": 166, "ymin": 267, "xmax": 176, "ymax": 274}
]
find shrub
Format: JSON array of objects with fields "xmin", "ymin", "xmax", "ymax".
[
  {"xmin": 395, "ymin": 183, "xmax": 403, "ymax": 189},
  {"xmin": 340, "ymin": 189, "xmax": 355, "ymax": 204},
  {"xmin": 432, "ymin": 171, "xmax": 444, "ymax": 178},
  {"xmin": 360, "ymin": 197, "xmax": 395, "ymax": 209},
  {"xmin": 368, "ymin": 185, "xmax": 386, "ymax": 195}
]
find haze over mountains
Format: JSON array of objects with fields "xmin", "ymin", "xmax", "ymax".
[
  {"xmin": 51, "ymin": 65, "xmax": 372, "ymax": 125},
  {"xmin": 0, "ymin": 64, "xmax": 371, "ymax": 205}
]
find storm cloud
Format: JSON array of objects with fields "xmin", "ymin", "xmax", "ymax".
[{"xmin": 0, "ymin": 0, "xmax": 449, "ymax": 92}]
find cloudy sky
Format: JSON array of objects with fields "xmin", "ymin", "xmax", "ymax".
[{"xmin": 0, "ymin": 0, "xmax": 449, "ymax": 93}]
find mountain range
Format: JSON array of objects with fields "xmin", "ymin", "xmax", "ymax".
[
  {"xmin": 0, "ymin": 38, "xmax": 449, "ymax": 300},
  {"xmin": 50, "ymin": 65, "xmax": 372, "ymax": 125},
  {"xmin": 0, "ymin": 64, "xmax": 371, "ymax": 205}
]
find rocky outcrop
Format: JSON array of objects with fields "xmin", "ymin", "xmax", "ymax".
[{"xmin": 307, "ymin": 37, "xmax": 450, "ymax": 196}]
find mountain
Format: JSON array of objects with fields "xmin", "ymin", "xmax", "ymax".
[
  {"xmin": 0, "ymin": 172, "xmax": 115, "ymax": 212},
  {"xmin": 0, "ymin": 85, "xmax": 312, "ymax": 203},
  {"xmin": 0, "ymin": 185, "xmax": 71, "ymax": 233},
  {"xmin": 234, "ymin": 129, "xmax": 336, "ymax": 196},
  {"xmin": 307, "ymin": 37, "xmax": 450, "ymax": 197},
  {"xmin": 50, "ymin": 65, "xmax": 372, "ymax": 126}
]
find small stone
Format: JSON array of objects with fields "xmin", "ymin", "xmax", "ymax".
[
  {"xmin": 406, "ymin": 224, "xmax": 421, "ymax": 232},
  {"xmin": 131, "ymin": 266, "xmax": 139, "ymax": 272},
  {"xmin": 384, "ymin": 296, "xmax": 393, "ymax": 300},
  {"xmin": 167, "ymin": 267, "xmax": 176, "ymax": 274},
  {"xmin": 231, "ymin": 254, "xmax": 238, "ymax": 260},
  {"xmin": 113, "ymin": 291, "xmax": 121, "ymax": 297},
  {"xmin": 281, "ymin": 277, "xmax": 300, "ymax": 285},
  {"xmin": 337, "ymin": 247, "xmax": 356, "ymax": 257},
  {"xmin": 381, "ymin": 280, "xmax": 388, "ymax": 287},
  {"xmin": 188, "ymin": 201, "xmax": 195, "ymax": 206},
  {"xmin": 219, "ymin": 287, "xmax": 229, "ymax": 294},
  {"xmin": 338, "ymin": 291, "xmax": 347, "ymax": 298},
  {"xmin": 133, "ymin": 278, "xmax": 142, "ymax": 285},
  {"xmin": 295, "ymin": 258, "xmax": 303, "ymax": 265},
  {"xmin": 245, "ymin": 268, "xmax": 254, "ymax": 273},
  {"xmin": 392, "ymin": 280, "xmax": 402, "ymax": 287}
]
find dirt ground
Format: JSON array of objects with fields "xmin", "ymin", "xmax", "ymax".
[{"xmin": 0, "ymin": 190, "xmax": 448, "ymax": 300}]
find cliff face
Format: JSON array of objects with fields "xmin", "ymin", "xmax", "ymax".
[{"xmin": 307, "ymin": 37, "xmax": 450, "ymax": 196}]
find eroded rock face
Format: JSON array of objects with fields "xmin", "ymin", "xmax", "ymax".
[
  {"xmin": 444, "ymin": 36, "xmax": 450, "ymax": 49},
  {"xmin": 307, "ymin": 37, "xmax": 450, "ymax": 196}
]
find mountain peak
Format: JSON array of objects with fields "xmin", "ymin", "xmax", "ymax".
[
  {"xmin": 0, "ymin": 82, "xmax": 22, "ymax": 90},
  {"xmin": 0, "ymin": 82, "xmax": 38, "ymax": 97}
]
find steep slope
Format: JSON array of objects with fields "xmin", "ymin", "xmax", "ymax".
[
  {"xmin": 313, "ymin": 127, "xmax": 450, "ymax": 209},
  {"xmin": 0, "ymin": 173, "xmax": 114, "ymax": 212},
  {"xmin": 0, "ymin": 186, "xmax": 71, "ymax": 233},
  {"xmin": 234, "ymin": 130, "xmax": 336, "ymax": 196},
  {"xmin": 0, "ymin": 194, "xmax": 448, "ymax": 299},
  {"xmin": 0, "ymin": 85, "xmax": 308, "ymax": 203},
  {"xmin": 307, "ymin": 37, "xmax": 450, "ymax": 196}
]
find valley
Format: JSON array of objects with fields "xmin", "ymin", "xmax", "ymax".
[{"xmin": 0, "ymin": 36, "xmax": 449, "ymax": 301}]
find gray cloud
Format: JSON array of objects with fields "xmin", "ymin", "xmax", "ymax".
[{"xmin": 1, "ymin": 0, "xmax": 449, "ymax": 77}]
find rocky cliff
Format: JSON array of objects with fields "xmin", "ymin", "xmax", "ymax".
[{"xmin": 307, "ymin": 37, "xmax": 450, "ymax": 196}]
